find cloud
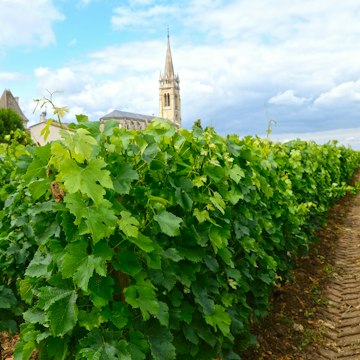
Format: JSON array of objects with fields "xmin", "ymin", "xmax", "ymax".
[
  {"xmin": 0, "ymin": 0, "xmax": 64, "ymax": 48},
  {"xmin": 269, "ymin": 90, "xmax": 308, "ymax": 106},
  {"xmin": 0, "ymin": 72, "xmax": 21, "ymax": 81},
  {"xmin": 111, "ymin": 4, "xmax": 179, "ymax": 29},
  {"xmin": 35, "ymin": 67, "xmax": 87, "ymax": 94},
  {"xmin": 20, "ymin": 0, "xmax": 360, "ymax": 138},
  {"xmin": 269, "ymin": 127, "xmax": 360, "ymax": 150},
  {"xmin": 314, "ymin": 80, "xmax": 360, "ymax": 106}
]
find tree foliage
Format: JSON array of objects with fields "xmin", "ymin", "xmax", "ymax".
[
  {"xmin": 0, "ymin": 118, "xmax": 359, "ymax": 359},
  {"xmin": 0, "ymin": 108, "xmax": 25, "ymax": 142}
]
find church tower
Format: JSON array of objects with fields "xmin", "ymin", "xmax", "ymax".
[{"xmin": 159, "ymin": 34, "xmax": 181, "ymax": 127}]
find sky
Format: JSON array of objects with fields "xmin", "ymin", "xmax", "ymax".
[{"xmin": 1, "ymin": 0, "xmax": 360, "ymax": 149}]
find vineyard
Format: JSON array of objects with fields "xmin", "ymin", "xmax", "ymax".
[{"xmin": 1, "ymin": 119, "xmax": 360, "ymax": 359}]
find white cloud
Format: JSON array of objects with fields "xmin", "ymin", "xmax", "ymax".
[
  {"xmin": 35, "ymin": 67, "xmax": 87, "ymax": 94},
  {"xmin": 0, "ymin": 71, "xmax": 21, "ymax": 81},
  {"xmin": 0, "ymin": 0, "xmax": 64, "ymax": 47},
  {"xmin": 20, "ymin": 0, "xmax": 360, "ymax": 136},
  {"xmin": 269, "ymin": 127, "xmax": 360, "ymax": 150},
  {"xmin": 112, "ymin": 4, "xmax": 179, "ymax": 29},
  {"xmin": 269, "ymin": 90, "xmax": 308, "ymax": 106},
  {"xmin": 315, "ymin": 80, "xmax": 360, "ymax": 106}
]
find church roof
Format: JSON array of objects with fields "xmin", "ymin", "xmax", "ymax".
[
  {"xmin": 100, "ymin": 110, "xmax": 154, "ymax": 122},
  {"xmin": 0, "ymin": 89, "xmax": 29, "ymax": 126}
]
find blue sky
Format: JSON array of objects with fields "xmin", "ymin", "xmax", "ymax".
[{"xmin": 1, "ymin": 0, "xmax": 360, "ymax": 148}]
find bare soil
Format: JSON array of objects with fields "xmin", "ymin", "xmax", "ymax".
[{"xmin": 242, "ymin": 173, "xmax": 360, "ymax": 359}]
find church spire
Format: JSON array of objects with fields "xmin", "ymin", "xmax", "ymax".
[
  {"xmin": 159, "ymin": 32, "xmax": 181, "ymax": 127},
  {"xmin": 164, "ymin": 32, "xmax": 175, "ymax": 79}
]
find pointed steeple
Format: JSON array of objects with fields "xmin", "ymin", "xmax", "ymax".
[
  {"xmin": 159, "ymin": 32, "xmax": 181, "ymax": 127},
  {"xmin": 163, "ymin": 33, "xmax": 175, "ymax": 79}
]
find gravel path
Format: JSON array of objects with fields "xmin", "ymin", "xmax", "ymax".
[{"xmin": 316, "ymin": 188, "xmax": 360, "ymax": 359}]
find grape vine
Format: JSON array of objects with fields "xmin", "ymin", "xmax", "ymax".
[{"xmin": 0, "ymin": 119, "xmax": 359, "ymax": 359}]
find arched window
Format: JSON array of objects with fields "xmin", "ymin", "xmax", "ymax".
[
  {"xmin": 175, "ymin": 94, "xmax": 178, "ymax": 110},
  {"xmin": 164, "ymin": 93, "xmax": 170, "ymax": 107}
]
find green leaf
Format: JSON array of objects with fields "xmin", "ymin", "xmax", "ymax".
[
  {"xmin": 128, "ymin": 233, "xmax": 155, "ymax": 253},
  {"xmin": 47, "ymin": 291, "xmax": 77, "ymax": 336},
  {"xmin": 25, "ymin": 251, "xmax": 52, "ymax": 278},
  {"xmin": 209, "ymin": 226, "xmax": 228, "ymax": 253},
  {"xmin": 37, "ymin": 287, "xmax": 75, "ymax": 311},
  {"xmin": 154, "ymin": 210, "xmax": 182, "ymax": 237},
  {"xmin": 124, "ymin": 276, "xmax": 159, "ymax": 320},
  {"xmin": 63, "ymin": 252, "xmax": 94, "ymax": 291},
  {"xmin": 0, "ymin": 286, "xmax": 17, "ymax": 309},
  {"xmin": 23, "ymin": 144, "xmax": 51, "ymax": 182},
  {"xmin": 65, "ymin": 193, "xmax": 117, "ymax": 243},
  {"xmin": 61, "ymin": 128, "xmax": 99, "ymax": 163},
  {"xmin": 19, "ymin": 278, "xmax": 36, "ymax": 304},
  {"xmin": 193, "ymin": 208, "xmax": 211, "ymax": 223},
  {"xmin": 204, "ymin": 304, "xmax": 231, "ymax": 336},
  {"xmin": 118, "ymin": 210, "xmax": 139, "ymax": 238},
  {"xmin": 114, "ymin": 251, "xmax": 142, "ymax": 276},
  {"xmin": 88, "ymin": 276, "xmax": 114, "ymax": 308},
  {"xmin": 36, "ymin": 287, "xmax": 78, "ymax": 336},
  {"xmin": 156, "ymin": 301, "xmax": 169, "ymax": 327},
  {"xmin": 43, "ymin": 337, "xmax": 68, "ymax": 360},
  {"xmin": 175, "ymin": 188, "xmax": 193, "ymax": 211},
  {"xmin": 28, "ymin": 178, "xmax": 52, "ymax": 200},
  {"xmin": 113, "ymin": 163, "xmax": 139, "ymax": 194},
  {"xmin": 192, "ymin": 284, "xmax": 215, "ymax": 315},
  {"xmin": 76, "ymin": 114, "xmax": 89, "ymax": 123},
  {"xmin": 61, "ymin": 239, "xmax": 112, "ymax": 291},
  {"xmin": 210, "ymin": 191, "xmax": 226, "ymax": 215},
  {"xmin": 162, "ymin": 248, "xmax": 184, "ymax": 262},
  {"xmin": 57, "ymin": 157, "xmax": 113, "ymax": 205},
  {"xmin": 110, "ymin": 302, "xmax": 131, "ymax": 330},
  {"xmin": 23, "ymin": 309, "xmax": 46, "ymax": 325},
  {"xmin": 14, "ymin": 324, "xmax": 38, "ymax": 360},
  {"xmin": 147, "ymin": 326, "xmax": 176, "ymax": 360},
  {"xmin": 228, "ymin": 164, "xmax": 245, "ymax": 183},
  {"xmin": 78, "ymin": 308, "xmax": 108, "ymax": 331}
]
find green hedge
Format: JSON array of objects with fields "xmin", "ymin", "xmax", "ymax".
[{"xmin": 0, "ymin": 120, "xmax": 359, "ymax": 359}]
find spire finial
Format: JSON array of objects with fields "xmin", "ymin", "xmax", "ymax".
[{"xmin": 167, "ymin": 25, "xmax": 169, "ymax": 40}]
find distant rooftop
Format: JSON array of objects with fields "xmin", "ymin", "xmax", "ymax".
[
  {"xmin": 100, "ymin": 110, "xmax": 156, "ymax": 122},
  {"xmin": 0, "ymin": 89, "xmax": 29, "ymax": 126}
]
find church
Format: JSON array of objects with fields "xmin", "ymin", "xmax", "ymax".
[
  {"xmin": 1, "ymin": 35, "xmax": 181, "ymax": 144},
  {"xmin": 100, "ymin": 34, "xmax": 182, "ymax": 130}
]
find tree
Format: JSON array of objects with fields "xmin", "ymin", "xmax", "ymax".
[{"xmin": 0, "ymin": 108, "xmax": 25, "ymax": 142}]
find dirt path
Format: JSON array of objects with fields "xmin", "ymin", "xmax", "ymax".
[{"xmin": 315, "ymin": 189, "xmax": 360, "ymax": 359}]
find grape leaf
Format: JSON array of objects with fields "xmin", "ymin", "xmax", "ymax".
[
  {"xmin": 162, "ymin": 248, "xmax": 183, "ymax": 262},
  {"xmin": 0, "ymin": 286, "xmax": 17, "ymax": 309},
  {"xmin": 37, "ymin": 288, "xmax": 78, "ymax": 336},
  {"xmin": 25, "ymin": 251, "xmax": 52, "ymax": 278},
  {"xmin": 147, "ymin": 326, "xmax": 176, "ymax": 360},
  {"xmin": 112, "ymin": 163, "xmax": 139, "ymax": 194},
  {"xmin": 154, "ymin": 210, "xmax": 182, "ymax": 237},
  {"xmin": 127, "ymin": 233, "xmax": 155, "ymax": 253},
  {"xmin": 118, "ymin": 210, "xmax": 139, "ymax": 238},
  {"xmin": 61, "ymin": 239, "xmax": 113, "ymax": 291},
  {"xmin": 204, "ymin": 304, "xmax": 231, "ymax": 336},
  {"xmin": 57, "ymin": 157, "xmax": 113, "ymax": 205},
  {"xmin": 124, "ymin": 276, "xmax": 159, "ymax": 320},
  {"xmin": 61, "ymin": 128, "xmax": 99, "ymax": 163},
  {"xmin": 88, "ymin": 276, "xmax": 114, "ymax": 308},
  {"xmin": 65, "ymin": 193, "xmax": 117, "ymax": 243}
]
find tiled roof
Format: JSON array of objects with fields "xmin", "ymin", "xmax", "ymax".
[
  {"xmin": 100, "ymin": 110, "xmax": 156, "ymax": 122},
  {"xmin": 0, "ymin": 89, "xmax": 29, "ymax": 126}
]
